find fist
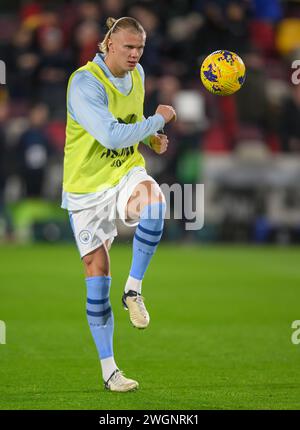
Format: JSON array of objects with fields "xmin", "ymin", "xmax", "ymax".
[
  {"xmin": 155, "ymin": 105, "xmax": 177, "ymax": 124},
  {"xmin": 150, "ymin": 134, "xmax": 168, "ymax": 155}
]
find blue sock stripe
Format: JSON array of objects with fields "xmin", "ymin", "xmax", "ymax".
[
  {"xmin": 87, "ymin": 297, "xmax": 109, "ymax": 305},
  {"xmin": 135, "ymin": 227, "xmax": 163, "ymax": 244},
  {"xmin": 137, "ymin": 224, "xmax": 163, "ymax": 236},
  {"xmin": 86, "ymin": 307, "xmax": 112, "ymax": 318},
  {"xmin": 134, "ymin": 233, "xmax": 160, "ymax": 247},
  {"xmin": 86, "ymin": 303, "xmax": 109, "ymax": 313}
]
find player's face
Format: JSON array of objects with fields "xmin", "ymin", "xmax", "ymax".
[{"xmin": 108, "ymin": 29, "xmax": 146, "ymax": 73}]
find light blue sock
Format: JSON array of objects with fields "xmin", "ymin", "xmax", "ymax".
[
  {"xmin": 129, "ymin": 202, "xmax": 166, "ymax": 281},
  {"xmin": 85, "ymin": 276, "xmax": 114, "ymax": 360}
]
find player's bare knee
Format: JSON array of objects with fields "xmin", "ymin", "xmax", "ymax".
[
  {"xmin": 83, "ymin": 259, "xmax": 110, "ymax": 277},
  {"xmin": 83, "ymin": 246, "xmax": 110, "ymax": 277},
  {"xmin": 131, "ymin": 181, "xmax": 165, "ymax": 217}
]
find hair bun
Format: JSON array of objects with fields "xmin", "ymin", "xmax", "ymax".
[{"xmin": 106, "ymin": 17, "xmax": 117, "ymax": 30}]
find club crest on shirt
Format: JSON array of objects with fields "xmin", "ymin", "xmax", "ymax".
[{"xmin": 78, "ymin": 230, "xmax": 92, "ymax": 244}]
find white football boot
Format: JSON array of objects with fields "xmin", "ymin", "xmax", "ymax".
[
  {"xmin": 104, "ymin": 369, "xmax": 139, "ymax": 392},
  {"xmin": 122, "ymin": 290, "xmax": 150, "ymax": 329}
]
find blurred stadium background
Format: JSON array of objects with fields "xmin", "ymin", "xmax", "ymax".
[
  {"xmin": 1, "ymin": 0, "xmax": 300, "ymax": 410},
  {"xmin": 1, "ymin": 0, "xmax": 300, "ymax": 243}
]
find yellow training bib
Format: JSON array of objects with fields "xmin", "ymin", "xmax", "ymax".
[{"xmin": 63, "ymin": 61, "xmax": 145, "ymax": 193}]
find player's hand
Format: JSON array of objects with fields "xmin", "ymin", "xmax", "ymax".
[
  {"xmin": 155, "ymin": 105, "xmax": 177, "ymax": 124},
  {"xmin": 149, "ymin": 134, "xmax": 168, "ymax": 154}
]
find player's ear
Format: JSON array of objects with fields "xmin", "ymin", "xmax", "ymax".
[{"xmin": 108, "ymin": 38, "xmax": 113, "ymax": 52}]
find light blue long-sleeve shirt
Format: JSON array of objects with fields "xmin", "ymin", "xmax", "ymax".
[
  {"xmin": 67, "ymin": 53, "xmax": 165, "ymax": 149},
  {"xmin": 62, "ymin": 53, "xmax": 164, "ymax": 210}
]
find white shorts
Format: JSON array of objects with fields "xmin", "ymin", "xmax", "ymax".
[{"xmin": 69, "ymin": 168, "xmax": 162, "ymax": 258}]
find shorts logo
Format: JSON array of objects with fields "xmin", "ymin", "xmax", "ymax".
[{"xmin": 79, "ymin": 230, "xmax": 92, "ymax": 244}]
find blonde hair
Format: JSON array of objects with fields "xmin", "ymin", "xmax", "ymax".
[{"xmin": 99, "ymin": 17, "xmax": 145, "ymax": 55}]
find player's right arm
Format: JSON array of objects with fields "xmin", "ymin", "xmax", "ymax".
[{"xmin": 68, "ymin": 71, "xmax": 175, "ymax": 150}]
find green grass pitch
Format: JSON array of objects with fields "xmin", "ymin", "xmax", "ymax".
[{"xmin": 1, "ymin": 243, "xmax": 300, "ymax": 410}]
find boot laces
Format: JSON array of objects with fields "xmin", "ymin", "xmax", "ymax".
[{"xmin": 135, "ymin": 295, "xmax": 147, "ymax": 315}]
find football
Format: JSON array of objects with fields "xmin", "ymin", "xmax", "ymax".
[{"xmin": 200, "ymin": 50, "xmax": 246, "ymax": 96}]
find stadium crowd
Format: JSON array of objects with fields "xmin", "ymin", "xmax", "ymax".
[{"xmin": 0, "ymin": 0, "xmax": 300, "ymax": 241}]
